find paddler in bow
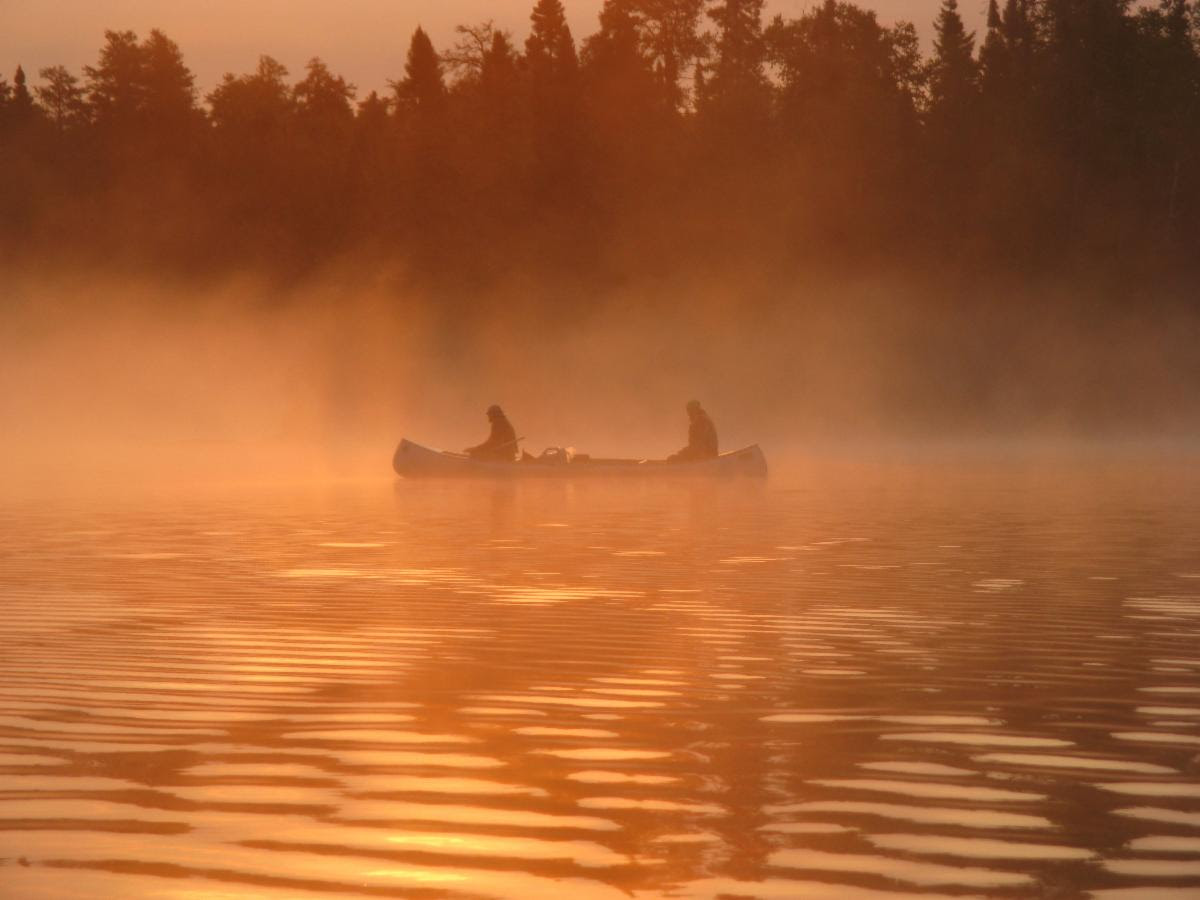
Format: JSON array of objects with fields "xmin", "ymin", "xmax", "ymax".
[{"xmin": 668, "ymin": 400, "xmax": 718, "ymax": 462}]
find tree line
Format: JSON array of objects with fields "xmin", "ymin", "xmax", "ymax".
[{"xmin": 0, "ymin": 0, "xmax": 1197, "ymax": 296}]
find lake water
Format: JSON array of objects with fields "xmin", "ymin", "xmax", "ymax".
[{"xmin": 2, "ymin": 456, "xmax": 1200, "ymax": 898}]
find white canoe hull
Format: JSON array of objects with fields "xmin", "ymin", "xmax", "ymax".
[{"xmin": 392, "ymin": 439, "xmax": 767, "ymax": 479}]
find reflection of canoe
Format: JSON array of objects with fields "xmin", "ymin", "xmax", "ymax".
[{"xmin": 392, "ymin": 439, "xmax": 768, "ymax": 479}]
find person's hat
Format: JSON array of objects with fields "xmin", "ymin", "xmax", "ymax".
[
  {"xmin": 487, "ymin": 404, "xmax": 503, "ymax": 417},
  {"xmin": 686, "ymin": 400, "xmax": 701, "ymax": 412}
]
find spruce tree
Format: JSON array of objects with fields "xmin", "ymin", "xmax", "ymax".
[
  {"xmin": 525, "ymin": 0, "xmax": 578, "ymax": 88},
  {"xmin": 584, "ymin": 0, "xmax": 643, "ymax": 69},
  {"xmin": 11, "ymin": 66, "xmax": 36, "ymax": 119},
  {"xmin": 1000, "ymin": 0, "xmax": 1034, "ymax": 81},
  {"xmin": 395, "ymin": 27, "xmax": 445, "ymax": 115},
  {"xmin": 979, "ymin": 0, "xmax": 1009, "ymax": 92},
  {"xmin": 524, "ymin": 0, "xmax": 580, "ymax": 140},
  {"xmin": 928, "ymin": 0, "xmax": 979, "ymax": 125},
  {"xmin": 482, "ymin": 31, "xmax": 520, "ymax": 91}
]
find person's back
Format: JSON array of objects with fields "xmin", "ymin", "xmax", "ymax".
[
  {"xmin": 466, "ymin": 405, "xmax": 518, "ymax": 462},
  {"xmin": 688, "ymin": 406, "xmax": 718, "ymax": 458},
  {"xmin": 668, "ymin": 401, "xmax": 718, "ymax": 462}
]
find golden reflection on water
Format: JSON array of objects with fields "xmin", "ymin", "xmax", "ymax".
[{"xmin": 2, "ymin": 462, "xmax": 1200, "ymax": 897}]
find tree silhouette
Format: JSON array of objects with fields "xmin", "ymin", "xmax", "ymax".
[
  {"xmin": 394, "ymin": 26, "xmax": 445, "ymax": 118},
  {"xmin": 1133, "ymin": 0, "xmax": 1199, "ymax": 239},
  {"xmin": 84, "ymin": 30, "xmax": 144, "ymax": 132},
  {"xmin": 699, "ymin": 0, "xmax": 771, "ymax": 172},
  {"xmin": 980, "ymin": 0, "xmax": 1009, "ymax": 91},
  {"xmin": 524, "ymin": 0, "xmax": 581, "ymax": 202},
  {"xmin": 928, "ymin": 0, "xmax": 979, "ymax": 151},
  {"xmin": 80, "ymin": 28, "xmax": 197, "ymax": 157},
  {"xmin": 637, "ymin": 0, "xmax": 707, "ymax": 111},
  {"xmin": 293, "ymin": 57, "xmax": 355, "ymax": 130},
  {"xmin": 702, "ymin": 0, "xmax": 768, "ymax": 115},
  {"xmin": 767, "ymin": 2, "xmax": 922, "ymax": 160},
  {"xmin": 0, "ymin": 5, "xmax": 1197, "ymax": 285},
  {"xmin": 583, "ymin": 0, "xmax": 660, "ymax": 129},
  {"xmin": 10, "ymin": 66, "xmax": 37, "ymax": 122},
  {"xmin": 140, "ymin": 30, "xmax": 196, "ymax": 125},
  {"xmin": 481, "ymin": 30, "xmax": 521, "ymax": 94},
  {"xmin": 36, "ymin": 66, "xmax": 86, "ymax": 131},
  {"xmin": 445, "ymin": 21, "xmax": 506, "ymax": 83},
  {"xmin": 525, "ymin": 0, "xmax": 579, "ymax": 81},
  {"xmin": 208, "ymin": 56, "xmax": 292, "ymax": 137}
]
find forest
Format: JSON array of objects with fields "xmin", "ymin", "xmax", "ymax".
[{"xmin": 0, "ymin": 0, "xmax": 1197, "ymax": 301}]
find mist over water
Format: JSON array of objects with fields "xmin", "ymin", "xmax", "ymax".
[{"xmin": 4, "ymin": 271, "xmax": 1200, "ymax": 495}]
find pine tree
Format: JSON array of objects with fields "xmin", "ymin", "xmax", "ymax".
[
  {"xmin": 702, "ymin": 0, "xmax": 768, "ymax": 115},
  {"xmin": 580, "ymin": 0, "xmax": 662, "ymax": 173},
  {"xmin": 140, "ymin": 30, "xmax": 196, "ymax": 126},
  {"xmin": 1134, "ymin": 0, "xmax": 1200, "ymax": 233},
  {"xmin": 583, "ymin": 0, "xmax": 644, "ymax": 70},
  {"xmin": 208, "ymin": 56, "xmax": 292, "ymax": 136},
  {"xmin": 1000, "ymin": 0, "xmax": 1034, "ymax": 84},
  {"xmin": 206, "ymin": 56, "xmax": 294, "ymax": 226},
  {"xmin": 11, "ymin": 66, "xmax": 36, "ymax": 118},
  {"xmin": 582, "ymin": 0, "xmax": 656, "ymax": 106},
  {"xmin": 482, "ymin": 30, "xmax": 520, "ymax": 92},
  {"xmin": 82, "ymin": 27, "xmax": 197, "ymax": 148},
  {"xmin": 475, "ymin": 29, "xmax": 526, "ymax": 185},
  {"xmin": 36, "ymin": 65, "xmax": 86, "ymax": 130},
  {"xmin": 394, "ymin": 27, "xmax": 445, "ymax": 115},
  {"xmin": 84, "ymin": 30, "xmax": 144, "ymax": 129},
  {"xmin": 293, "ymin": 58, "xmax": 355, "ymax": 131},
  {"xmin": 928, "ymin": 0, "xmax": 979, "ymax": 124},
  {"xmin": 356, "ymin": 90, "xmax": 390, "ymax": 124},
  {"xmin": 978, "ymin": 0, "xmax": 1034, "ymax": 139},
  {"xmin": 524, "ymin": 0, "xmax": 580, "ymax": 152},
  {"xmin": 525, "ymin": 0, "xmax": 578, "ymax": 86},
  {"xmin": 979, "ymin": 0, "xmax": 1009, "ymax": 92},
  {"xmin": 637, "ymin": 0, "xmax": 707, "ymax": 111}
]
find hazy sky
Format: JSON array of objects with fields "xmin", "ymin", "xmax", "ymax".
[{"xmin": 2, "ymin": 1, "xmax": 980, "ymax": 97}]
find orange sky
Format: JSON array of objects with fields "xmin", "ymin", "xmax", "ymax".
[{"xmin": 1, "ymin": 0, "xmax": 969, "ymax": 97}]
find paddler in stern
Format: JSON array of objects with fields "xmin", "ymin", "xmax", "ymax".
[{"xmin": 465, "ymin": 405, "xmax": 519, "ymax": 461}]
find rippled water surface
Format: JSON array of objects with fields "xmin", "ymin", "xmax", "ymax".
[{"xmin": 3, "ymin": 459, "xmax": 1200, "ymax": 898}]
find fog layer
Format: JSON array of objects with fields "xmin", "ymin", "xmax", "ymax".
[{"xmin": 4, "ymin": 266, "xmax": 1198, "ymax": 489}]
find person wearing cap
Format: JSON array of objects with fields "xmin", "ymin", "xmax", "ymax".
[
  {"xmin": 465, "ymin": 405, "xmax": 519, "ymax": 461},
  {"xmin": 668, "ymin": 401, "xmax": 718, "ymax": 462}
]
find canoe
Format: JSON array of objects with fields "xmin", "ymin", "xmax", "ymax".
[{"xmin": 392, "ymin": 439, "xmax": 768, "ymax": 478}]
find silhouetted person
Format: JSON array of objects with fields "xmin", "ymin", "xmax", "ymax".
[
  {"xmin": 668, "ymin": 400, "xmax": 718, "ymax": 462},
  {"xmin": 466, "ymin": 404, "xmax": 519, "ymax": 461}
]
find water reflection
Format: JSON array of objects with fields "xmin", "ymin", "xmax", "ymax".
[{"xmin": 2, "ymin": 462, "xmax": 1200, "ymax": 897}]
